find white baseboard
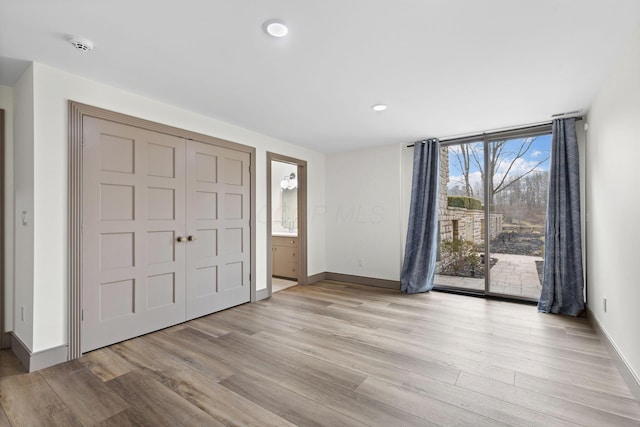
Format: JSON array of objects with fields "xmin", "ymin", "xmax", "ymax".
[
  {"xmin": 255, "ymin": 288, "xmax": 270, "ymax": 301},
  {"xmin": 11, "ymin": 333, "xmax": 68, "ymax": 372},
  {"xmin": 586, "ymin": 306, "xmax": 640, "ymax": 400}
]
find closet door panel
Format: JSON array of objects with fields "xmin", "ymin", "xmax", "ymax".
[
  {"xmin": 82, "ymin": 117, "xmax": 186, "ymax": 352},
  {"xmin": 185, "ymin": 141, "xmax": 250, "ymax": 320}
]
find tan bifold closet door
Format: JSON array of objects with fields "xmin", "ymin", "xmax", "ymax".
[
  {"xmin": 82, "ymin": 117, "xmax": 186, "ymax": 352},
  {"xmin": 82, "ymin": 117, "xmax": 251, "ymax": 352},
  {"xmin": 185, "ymin": 141, "xmax": 250, "ymax": 320}
]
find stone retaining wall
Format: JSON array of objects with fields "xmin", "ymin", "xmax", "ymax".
[{"xmin": 438, "ymin": 146, "xmax": 503, "ymax": 246}]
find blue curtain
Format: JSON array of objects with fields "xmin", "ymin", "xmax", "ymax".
[
  {"xmin": 401, "ymin": 139, "xmax": 440, "ymax": 293},
  {"xmin": 538, "ymin": 118, "xmax": 585, "ymax": 316}
]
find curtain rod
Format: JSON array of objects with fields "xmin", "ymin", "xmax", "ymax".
[{"xmin": 406, "ymin": 114, "xmax": 584, "ymax": 147}]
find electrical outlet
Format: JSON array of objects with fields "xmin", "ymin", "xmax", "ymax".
[
  {"xmin": 603, "ymin": 297, "xmax": 607, "ymax": 313},
  {"xmin": 357, "ymin": 259, "xmax": 364, "ymax": 267}
]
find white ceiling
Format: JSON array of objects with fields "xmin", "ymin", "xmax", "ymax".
[{"xmin": 1, "ymin": 1, "xmax": 639, "ymax": 152}]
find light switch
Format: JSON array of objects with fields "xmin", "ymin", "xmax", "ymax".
[{"xmin": 22, "ymin": 211, "xmax": 28, "ymax": 226}]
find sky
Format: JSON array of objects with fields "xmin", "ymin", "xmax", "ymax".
[{"xmin": 447, "ymin": 134, "xmax": 552, "ymax": 196}]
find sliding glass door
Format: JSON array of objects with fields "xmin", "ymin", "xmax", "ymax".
[
  {"xmin": 434, "ymin": 127, "xmax": 552, "ymax": 301},
  {"xmin": 435, "ymin": 140, "xmax": 486, "ymax": 293}
]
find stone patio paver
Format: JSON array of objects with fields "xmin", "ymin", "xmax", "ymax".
[{"xmin": 436, "ymin": 252, "xmax": 542, "ymax": 299}]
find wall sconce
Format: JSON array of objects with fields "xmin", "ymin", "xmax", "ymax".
[{"xmin": 280, "ymin": 172, "xmax": 297, "ymax": 190}]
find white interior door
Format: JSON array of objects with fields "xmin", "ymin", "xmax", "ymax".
[
  {"xmin": 82, "ymin": 117, "xmax": 187, "ymax": 352},
  {"xmin": 185, "ymin": 141, "xmax": 251, "ymax": 319}
]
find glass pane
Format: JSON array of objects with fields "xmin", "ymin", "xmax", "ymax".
[
  {"xmin": 488, "ymin": 134, "xmax": 552, "ymax": 299},
  {"xmin": 435, "ymin": 141, "xmax": 486, "ymax": 293}
]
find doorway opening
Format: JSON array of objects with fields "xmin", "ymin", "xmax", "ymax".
[
  {"xmin": 434, "ymin": 125, "xmax": 552, "ymax": 302},
  {"xmin": 266, "ymin": 153, "xmax": 307, "ymax": 295}
]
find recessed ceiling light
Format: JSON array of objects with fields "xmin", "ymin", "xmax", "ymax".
[
  {"xmin": 263, "ymin": 19, "xmax": 289, "ymax": 38},
  {"xmin": 67, "ymin": 35, "xmax": 94, "ymax": 52},
  {"xmin": 372, "ymin": 104, "xmax": 387, "ymax": 112}
]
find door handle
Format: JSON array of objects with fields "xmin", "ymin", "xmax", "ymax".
[
  {"xmin": 177, "ymin": 236, "xmax": 187, "ymax": 243},
  {"xmin": 187, "ymin": 235, "xmax": 197, "ymax": 242}
]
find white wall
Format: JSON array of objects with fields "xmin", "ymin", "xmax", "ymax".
[
  {"xmin": 0, "ymin": 85, "xmax": 15, "ymax": 333},
  {"xmin": 325, "ymin": 144, "xmax": 404, "ymax": 280},
  {"xmin": 12, "ymin": 66, "xmax": 35, "ymax": 350},
  {"xmin": 586, "ymin": 26, "xmax": 640, "ymax": 383},
  {"xmin": 15, "ymin": 62, "xmax": 326, "ymax": 353},
  {"xmin": 576, "ymin": 119, "xmax": 587, "ymax": 297}
]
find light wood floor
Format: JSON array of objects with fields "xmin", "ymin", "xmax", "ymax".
[
  {"xmin": 1, "ymin": 281, "xmax": 639, "ymax": 426},
  {"xmin": 272, "ymin": 277, "xmax": 298, "ymax": 293}
]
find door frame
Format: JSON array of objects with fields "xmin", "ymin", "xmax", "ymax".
[
  {"xmin": 68, "ymin": 101, "xmax": 256, "ymax": 359},
  {"xmin": 0, "ymin": 109, "xmax": 7, "ymax": 348},
  {"xmin": 266, "ymin": 152, "xmax": 307, "ymax": 295}
]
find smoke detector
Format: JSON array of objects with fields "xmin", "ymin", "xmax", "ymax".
[{"xmin": 68, "ymin": 36, "xmax": 94, "ymax": 52}]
